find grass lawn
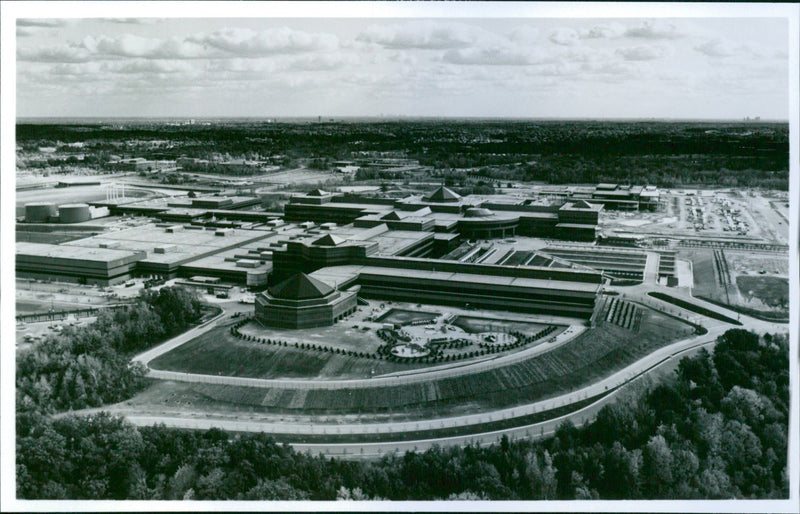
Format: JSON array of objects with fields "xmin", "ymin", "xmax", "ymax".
[
  {"xmin": 148, "ymin": 320, "xmax": 429, "ymax": 379},
  {"xmin": 735, "ymin": 275, "xmax": 789, "ymax": 309},
  {"xmin": 144, "ymin": 307, "xmax": 695, "ymax": 419},
  {"xmin": 682, "ymin": 248, "xmax": 788, "ymax": 317}
]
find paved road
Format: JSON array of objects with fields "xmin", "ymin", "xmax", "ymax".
[
  {"xmin": 118, "ymin": 278, "xmax": 788, "ymax": 458},
  {"xmin": 131, "ymin": 311, "xmax": 227, "ymax": 365}
]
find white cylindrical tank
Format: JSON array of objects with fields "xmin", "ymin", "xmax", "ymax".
[
  {"xmin": 25, "ymin": 202, "xmax": 57, "ymax": 222},
  {"xmin": 58, "ymin": 203, "xmax": 92, "ymax": 223}
]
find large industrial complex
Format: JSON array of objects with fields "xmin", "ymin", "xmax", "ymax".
[
  {"xmin": 16, "ymin": 184, "xmax": 643, "ymax": 323},
  {"xmin": 14, "ymin": 173, "xmax": 790, "ymax": 460}
]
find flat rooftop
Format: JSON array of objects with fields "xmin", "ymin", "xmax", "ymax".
[
  {"xmin": 310, "ymin": 264, "xmax": 603, "ymax": 294},
  {"xmin": 61, "ymin": 223, "xmax": 275, "ymax": 266},
  {"xmin": 16, "ymin": 241, "xmax": 142, "ymax": 263}
]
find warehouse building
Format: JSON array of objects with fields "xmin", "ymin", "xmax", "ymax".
[{"xmin": 16, "ymin": 242, "xmax": 145, "ymax": 285}]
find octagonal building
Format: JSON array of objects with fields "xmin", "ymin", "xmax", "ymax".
[{"xmin": 254, "ymin": 272, "xmax": 358, "ymax": 329}]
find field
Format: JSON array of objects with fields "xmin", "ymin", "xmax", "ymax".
[
  {"xmin": 726, "ymin": 251, "xmax": 788, "ymax": 276},
  {"xmin": 148, "ymin": 319, "xmax": 427, "ymax": 379},
  {"xmin": 144, "ymin": 307, "xmax": 694, "ymax": 419},
  {"xmin": 736, "ymin": 275, "xmax": 789, "ymax": 309},
  {"xmin": 451, "ymin": 316, "xmax": 546, "ymax": 335},
  {"xmin": 681, "ymin": 247, "xmax": 789, "ymax": 317}
]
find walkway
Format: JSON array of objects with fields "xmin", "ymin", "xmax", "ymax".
[{"xmin": 643, "ymin": 251, "xmax": 660, "ymax": 284}]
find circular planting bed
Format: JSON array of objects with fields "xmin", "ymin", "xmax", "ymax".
[{"xmin": 390, "ymin": 343, "xmax": 431, "ymax": 359}]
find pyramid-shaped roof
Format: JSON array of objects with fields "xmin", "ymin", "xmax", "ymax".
[
  {"xmin": 312, "ymin": 233, "xmax": 346, "ymax": 246},
  {"xmin": 268, "ymin": 273, "xmax": 334, "ymax": 300},
  {"xmin": 425, "ymin": 186, "xmax": 461, "ymax": 203},
  {"xmin": 381, "ymin": 211, "xmax": 406, "ymax": 221},
  {"xmin": 572, "ymin": 200, "xmax": 592, "ymax": 209},
  {"xmin": 307, "ymin": 189, "xmax": 329, "ymax": 197}
]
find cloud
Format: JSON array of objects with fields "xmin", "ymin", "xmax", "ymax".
[
  {"xmin": 580, "ymin": 60, "xmax": 640, "ymax": 78},
  {"xmin": 18, "ymin": 34, "xmax": 207, "ymax": 62},
  {"xmin": 48, "ymin": 62, "xmax": 103, "ymax": 76},
  {"xmin": 19, "ymin": 27, "xmax": 339, "ymax": 63},
  {"xmin": 548, "ymin": 28, "xmax": 579, "ymax": 46},
  {"xmin": 18, "ymin": 43, "xmax": 93, "ymax": 63},
  {"xmin": 83, "ymin": 34, "xmax": 208, "ymax": 59},
  {"xmin": 442, "ymin": 46, "xmax": 546, "ymax": 66},
  {"xmin": 110, "ymin": 59, "xmax": 196, "ymax": 74},
  {"xmin": 549, "ymin": 24, "xmax": 626, "ymax": 45},
  {"xmin": 17, "ymin": 19, "xmax": 68, "ymax": 28},
  {"xmin": 508, "ymin": 26, "xmax": 540, "ymax": 44},
  {"xmin": 388, "ymin": 52, "xmax": 418, "ymax": 66},
  {"xmin": 624, "ymin": 21, "xmax": 681, "ymax": 40},
  {"xmin": 579, "ymin": 24, "xmax": 625, "ymax": 39},
  {"xmin": 530, "ymin": 62, "xmax": 582, "ymax": 77},
  {"xmin": 208, "ymin": 58, "xmax": 275, "ymax": 73},
  {"xmin": 616, "ymin": 45, "xmax": 666, "ymax": 61},
  {"xmin": 694, "ymin": 39, "xmax": 736, "ymax": 58},
  {"xmin": 286, "ymin": 53, "xmax": 358, "ymax": 71},
  {"xmin": 694, "ymin": 38, "xmax": 786, "ymax": 62},
  {"xmin": 107, "ymin": 18, "xmax": 161, "ymax": 25},
  {"xmin": 357, "ymin": 21, "xmax": 489, "ymax": 50},
  {"xmin": 188, "ymin": 27, "xmax": 338, "ymax": 57}
]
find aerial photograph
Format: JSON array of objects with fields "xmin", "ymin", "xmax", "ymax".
[{"xmin": 2, "ymin": 2, "xmax": 797, "ymax": 510}]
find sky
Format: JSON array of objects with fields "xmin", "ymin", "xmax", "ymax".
[{"xmin": 15, "ymin": 16, "xmax": 791, "ymax": 119}]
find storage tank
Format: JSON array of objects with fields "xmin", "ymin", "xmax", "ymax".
[
  {"xmin": 25, "ymin": 202, "xmax": 57, "ymax": 222},
  {"xmin": 58, "ymin": 203, "xmax": 91, "ymax": 223}
]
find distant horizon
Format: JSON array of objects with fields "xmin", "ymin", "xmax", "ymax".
[{"xmin": 15, "ymin": 116, "xmax": 790, "ymax": 124}]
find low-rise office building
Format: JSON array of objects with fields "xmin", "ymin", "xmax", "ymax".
[{"xmin": 254, "ymin": 272, "xmax": 358, "ymax": 329}]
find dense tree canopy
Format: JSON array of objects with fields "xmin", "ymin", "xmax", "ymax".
[
  {"xmin": 17, "ymin": 286, "xmax": 204, "ymax": 414},
  {"xmin": 17, "ymin": 120, "xmax": 789, "ymax": 189}
]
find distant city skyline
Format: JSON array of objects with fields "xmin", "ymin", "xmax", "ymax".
[{"xmin": 15, "ymin": 16, "xmax": 790, "ymax": 120}]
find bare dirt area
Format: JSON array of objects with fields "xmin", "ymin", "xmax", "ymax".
[
  {"xmin": 679, "ymin": 247, "xmax": 789, "ymax": 318},
  {"xmin": 259, "ymin": 168, "xmax": 335, "ymax": 185}
]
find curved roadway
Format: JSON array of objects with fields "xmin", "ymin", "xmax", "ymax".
[
  {"xmin": 122, "ymin": 338, "xmax": 717, "ymax": 458},
  {"xmin": 119, "ymin": 283, "xmax": 787, "ymax": 458}
]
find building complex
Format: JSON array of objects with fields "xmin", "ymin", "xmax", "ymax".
[{"xmin": 17, "ymin": 184, "xmax": 673, "ymax": 328}]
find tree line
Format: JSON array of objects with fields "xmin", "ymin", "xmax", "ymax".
[
  {"xmin": 16, "ymin": 120, "xmax": 789, "ymax": 190},
  {"xmin": 17, "ymin": 286, "xmax": 204, "ymax": 415},
  {"xmin": 17, "ymin": 328, "xmax": 788, "ymax": 500}
]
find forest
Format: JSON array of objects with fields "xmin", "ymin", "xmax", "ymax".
[
  {"xmin": 16, "ymin": 286, "xmax": 204, "ymax": 415},
  {"xmin": 16, "ymin": 119, "xmax": 790, "ymax": 190},
  {"xmin": 17, "ymin": 328, "xmax": 789, "ymax": 500}
]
